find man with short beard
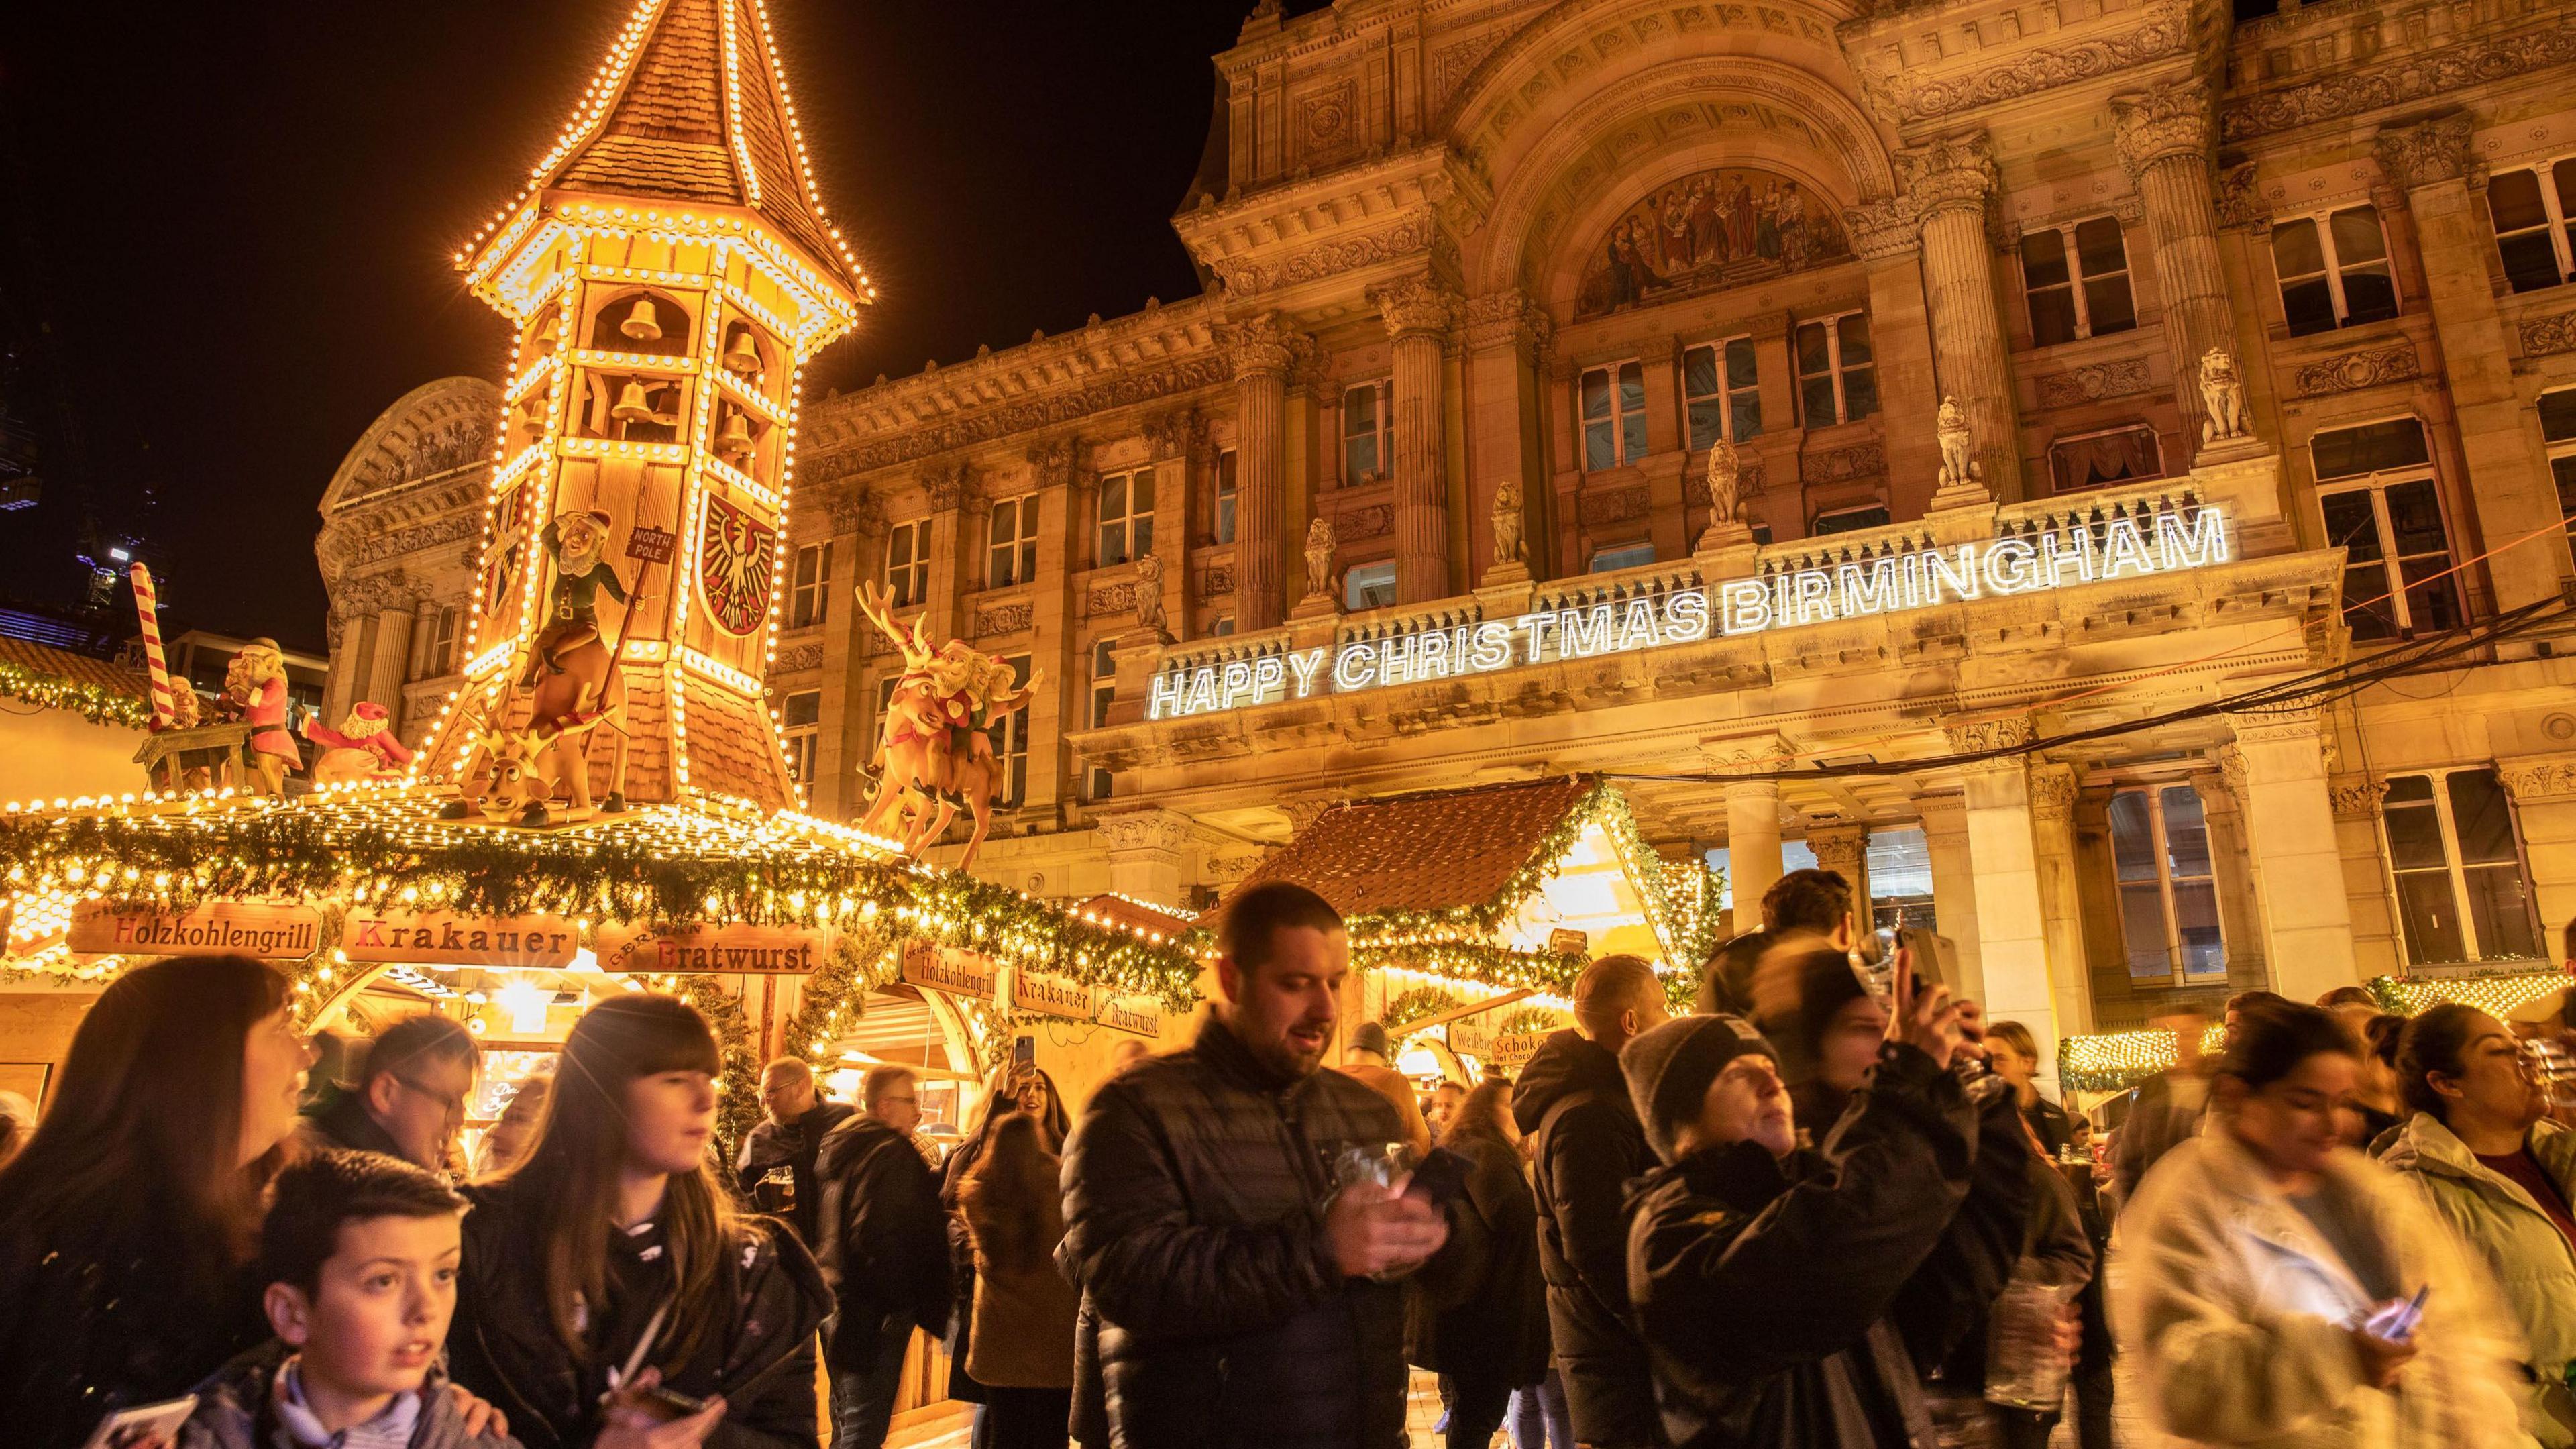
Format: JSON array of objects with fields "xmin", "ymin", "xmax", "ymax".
[{"xmin": 1059, "ymin": 880, "xmax": 1450, "ymax": 1449}]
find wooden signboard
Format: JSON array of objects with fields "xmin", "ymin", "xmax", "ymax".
[
  {"xmin": 1012, "ymin": 970, "xmax": 1096, "ymax": 1022},
  {"xmin": 594, "ymin": 924, "xmax": 833, "ymax": 975},
  {"xmin": 1493, "ymin": 1030, "xmax": 1551, "ymax": 1068},
  {"xmin": 1446, "ymin": 1018, "xmax": 1495, "ymax": 1060},
  {"xmin": 900, "ymin": 942, "xmax": 998, "ymax": 1002},
  {"xmin": 342, "ymin": 912, "xmax": 581, "ymax": 969},
  {"xmin": 1548, "ymin": 928, "xmax": 1590, "ymax": 957},
  {"xmin": 70, "ymin": 900, "xmax": 323, "ymax": 959},
  {"xmin": 1093, "ymin": 992, "xmax": 1164, "ymax": 1038}
]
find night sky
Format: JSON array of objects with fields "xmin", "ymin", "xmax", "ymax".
[{"xmin": 0, "ymin": 1, "xmax": 1260, "ymax": 653}]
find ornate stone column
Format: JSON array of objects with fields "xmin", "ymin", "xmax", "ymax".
[
  {"xmin": 815, "ymin": 485, "xmax": 883, "ymax": 820},
  {"xmin": 2498, "ymin": 755, "xmax": 2576, "ymax": 946},
  {"xmin": 919, "ymin": 459, "xmax": 972, "ymax": 644},
  {"xmin": 2327, "ymin": 773, "xmax": 2400, "ymax": 980},
  {"xmin": 1846, "ymin": 203, "xmax": 1945, "ymax": 521},
  {"xmin": 1368, "ymin": 277, "xmax": 1459, "ymax": 604},
  {"xmin": 1946, "ymin": 717, "xmax": 2059, "ymax": 1091},
  {"xmin": 1222, "ymin": 315, "xmax": 1298, "ymax": 631},
  {"xmin": 2376, "ymin": 115, "xmax": 2569, "ymax": 614},
  {"xmin": 364, "ymin": 602, "xmax": 418, "ymax": 728},
  {"xmin": 2224, "ymin": 708, "xmax": 2359, "ymax": 999},
  {"xmin": 1096, "ymin": 807, "xmax": 1198, "ymax": 910},
  {"xmin": 1806, "ymin": 823, "xmax": 1869, "ymax": 916},
  {"xmin": 1914, "ymin": 792, "xmax": 1987, "ymax": 1006},
  {"xmin": 1461, "ymin": 290, "xmax": 1549, "ymax": 587},
  {"xmin": 2112, "ymin": 82, "xmax": 2231, "ymax": 460},
  {"xmin": 1725, "ymin": 784, "xmax": 1785, "ymax": 934},
  {"xmin": 2027, "ymin": 763, "xmax": 2092, "ymax": 1034},
  {"xmin": 1898, "ymin": 134, "xmax": 2023, "ymax": 500}
]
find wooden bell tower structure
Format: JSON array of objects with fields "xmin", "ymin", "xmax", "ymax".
[{"xmin": 417, "ymin": 0, "xmax": 868, "ymax": 814}]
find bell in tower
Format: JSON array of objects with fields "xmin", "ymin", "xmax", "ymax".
[{"xmin": 619, "ymin": 297, "xmax": 663, "ymax": 342}]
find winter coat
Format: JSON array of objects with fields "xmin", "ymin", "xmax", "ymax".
[
  {"xmin": 295, "ymin": 1091, "xmax": 415, "ymax": 1167},
  {"xmin": 812, "ymin": 1112, "xmax": 952, "ymax": 1369},
  {"xmin": 178, "ymin": 1340, "xmax": 519, "ymax": 1449},
  {"xmin": 1404, "ymin": 1131, "xmax": 1550, "ymax": 1393},
  {"xmin": 1939, "ymin": 1148, "xmax": 2098, "ymax": 1392},
  {"xmin": 1510, "ymin": 1029, "xmax": 1664, "ymax": 1447},
  {"xmin": 961, "ymin": 1148, "xmax": 1078, "ymax": 1390},
  {"xmin": 0, "ymin": 1201, "xmax": 267, "ymax": 1449},
  {"xmin": 2379, "ymin": 1113, "xmax": 2576, "ymax": 1446},
  {"xmin": 1625, "ymin": 1042, "xmax": 1982, "ymax": 1449},
  {"xmin": 445, "ymin": 1173, "xmax": 830, "ymax": 1449},
  {"xmin": 2110, "ymin": 1123, "xmax": 2537, "ymax": 1449},
  {"xmin": 733, "ymin": 1099, "xmax": 855, "ymax": 1249},
  {"xmin": 1057, "ymin": 1012, "xmax": 1412, "ymax": 1449},
  {"xmin": 1340, "ymin": 1058, "xmax": 1432, "ymax": 1156},
  {"xmin": 2113, "ymin": 1068, "xmax": 2212, "ymax": 1199}
]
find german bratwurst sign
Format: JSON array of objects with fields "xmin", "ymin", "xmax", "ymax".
[
  {"xmin": 594, "ymin": 924, "xmax": 833, "ymax": 975},
  {"xmin": 1150, "ymin": 505, "xmax": 2229, "ymax": 720}
]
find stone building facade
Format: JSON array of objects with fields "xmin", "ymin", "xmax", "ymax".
[{"xmin": 326, "ymin": 0, "xmax": 2576, "ymax": 1076}]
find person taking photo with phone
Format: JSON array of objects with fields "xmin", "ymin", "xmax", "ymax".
[
  {"xmin": 2114, "ymin": 1001, "xmax": 2536, "ymax": 1449},
  {"xmin": 446, "ymin": 994, "xmax": 830, "ymax": 1449},
  {"xmin": 2381, "ymin": 1004, "xmax": 2576, "ymax": 1445}
]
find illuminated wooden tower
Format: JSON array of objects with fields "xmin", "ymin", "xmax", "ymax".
[{"xmin": 417, "ymin": 0, "xmax": 869, "ymax": 813}]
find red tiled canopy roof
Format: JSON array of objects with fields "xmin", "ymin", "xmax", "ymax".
[
  {"xmin": 1218, "ymin": 775, "xmax": 1601, "ymax": 921},
  {"xmin": 0, "ymin": 637, "xmax": 150, "ymax": 702},
  {"xmin": 537, "ymin": 0, "xmax": 857, "ymax": 292}
]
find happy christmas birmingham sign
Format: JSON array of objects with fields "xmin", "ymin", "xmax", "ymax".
[{"xmin": 1151, "ymin": 506, "xmax": 2229, "ymax": 721}]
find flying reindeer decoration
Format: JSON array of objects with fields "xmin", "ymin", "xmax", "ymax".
[{"xmin": 851, "ymin": 580, "xmax": 1041, "ymax": 871}]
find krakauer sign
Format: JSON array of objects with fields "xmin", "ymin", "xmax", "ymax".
[{"xmin": 1150, "ymin": 506, "xmax": 2229, "ymax": 720}]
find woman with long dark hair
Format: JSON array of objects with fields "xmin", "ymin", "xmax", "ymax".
[
  {"xmin": 958, "ymin": 1111, "xmax": 1077, "ymax": 1449},
  {"xmin": 447, "ymin": 993, "xmax": 828, "ymax": 1448},
  {"xmin": 941, "ymin": 1062, "xmax": 1069, "ymax": 1424},
  {"xmin": 2114, "ymin": 1002, "xmax": 2533, "ymax": 1448},
  {"xmin": 1407, "ymin": 1080, "xmax": 1550, "ymax": 1449},
  {"xmin": 0, "ymin": 955, "xmax": 315, "ymax": 1443}
]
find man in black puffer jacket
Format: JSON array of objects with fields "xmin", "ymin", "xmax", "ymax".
[
  {"xmin": 1059, "ymin": 881, "xmax": 1450, "ymax": 1449},
  {"xmin": 814, "ymin": 1063, "xmax": 951, "ymax": 1449},
  {"xmin": 1510, "ymin": 954, "xmax": 1672, "ymax": 1448}
]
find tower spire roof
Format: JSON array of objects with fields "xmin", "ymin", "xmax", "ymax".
[{"xmin": 515, "ymin": 0, "xmax": 863, "ymax": 297}]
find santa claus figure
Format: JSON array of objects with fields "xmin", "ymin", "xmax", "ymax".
[
  {"xmin": 304, "ymin": 701, "xmax": 415, "ymax": 784},
  {"xmin": 224, "ymin": 639, "xmax": 299, "ymax": 795}
]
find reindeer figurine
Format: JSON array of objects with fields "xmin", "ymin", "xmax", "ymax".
[{"xmin": 851, "ymin": 580, "xmax": 1041, "ymax": 870}]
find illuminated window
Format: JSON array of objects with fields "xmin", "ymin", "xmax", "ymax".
[
  {"xmin": 419, "ymin": 605, "xmax": 459, "ymax": 679},
  {"xmin": 985, "ymin": 655, "xmax": 1033, "ymax": 808},
  {"xmin": 1346, "ymin": 561, "xmax": 1397, "ymax": 611},
  {"xmin": 2023, "ymin": 217, "xmax": 2137, "ymax": 347},
  {"xmin": 1811, "ymin": 503, "xmax": 1890, "ymax": 535},
  {"xmin": 1214, "ymin": 449, "xmax": 1238, "ymax": 545},
  {"xmin": 2542, "ymin": 389, "xmax": 2576, "ymax": 571},
  {"xmin": 1343, "ymin": 382, "xmax": 1389, "ymax": 483},
  {"xmin": 1580, "ymin": 361, "xmax": 1649, "ymax": 470},
  {"xmin": 1097, "ymin": 470, "xmax": 1155, "ymax": 567},
  {"xmin": 1682, "ymin": 337, "xmax": 1762, "ymax": 450},
  {"xmin": 987, "ymin": 494, "xmax": 1038, "ymax": 587},
  {"xmin": 1590, "ymin": 541, "xmax": 1656, "ymax": 573},
  {"xmin": 1208, "ymin": 615, "xmax": 1235, "ymax": 636},
  {"xmin": 884, "ymin": 520, "xmax": 929, "ymax": 608},
  {"xmin": 872, "ymin": 675, "xmax": 898, "ymax": 750},
  {"xmin": 2312, "ymin": 418, "xmax": 2459, "ymax": 641},
  {"xmin": 1087, "ymin": 638, "xmax": 1116, "ymax": 802},
  {"xmin": 2383, "ymin": 768, "xmax": 2541, "ymax": 965},
  {"xmin": 2487, "ymin": 158, "xmax": 2576, "ymax": 294},
  {"xmin": 789, "ymin": 541, "xmax": 833, "ymax": 629},
  {"xmin": 1796, "ymin": 313, "xmax": 1877, "ymax": 427},
  {"xmin": 2048, "ymin": 425, "xmax": 2164, "ymax": 494},
  {"xmin": 781, "ymin": 688, "xmax": 821, "ymax": 786},
  {"xmin": 2110, "ymin": 784, "xmax": 2226, "ymax": 985},
  {"xmin": 2273, "ymin": 207, "xmax": 2397, "ymax": 337}
]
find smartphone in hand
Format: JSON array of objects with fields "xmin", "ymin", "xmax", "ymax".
[{"xmin": 2366, "ymin": 1285, "xmax": 2431, "ymax": 1342}]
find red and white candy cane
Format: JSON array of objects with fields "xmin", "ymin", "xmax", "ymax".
[{"xmin": 129, "ymin": 561, "xmax": 177, "ymax": 728}]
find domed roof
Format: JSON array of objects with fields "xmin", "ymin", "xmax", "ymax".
[{"xmin": 320, "ymin": 376, "xmax": 501, "ymax": 516}]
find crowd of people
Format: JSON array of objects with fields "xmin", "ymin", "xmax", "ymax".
[{"xmin": 4, "ymin": 865, "xmax": 2576, "ymax": 1449}]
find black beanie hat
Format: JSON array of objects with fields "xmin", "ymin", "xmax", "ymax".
[{"xmin": 1619, "ymin": 1014, "xmax": 1778, "ymax": 1163}]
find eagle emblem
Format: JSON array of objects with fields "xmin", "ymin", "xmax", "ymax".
[{"xmin": 697, "ymin": 491, "xmax": 776, "ymax": 637}]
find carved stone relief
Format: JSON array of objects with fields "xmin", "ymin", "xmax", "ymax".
[
  {"xmin": 2035, "ymin": 360, "xmax": 2154, "ymax": 409},
  {"xmin": 2292, "ymin": 343, "xmax": 2422, "ymax": 397}
]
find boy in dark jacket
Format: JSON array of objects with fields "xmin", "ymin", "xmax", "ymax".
[
  {"xmin": 181, "ymin": 1150, "xmax": 516, "ymax": 1449},
  {"xmin": 1620, "ymin": 958, "xmax": 1992, "ymax": 1449}
]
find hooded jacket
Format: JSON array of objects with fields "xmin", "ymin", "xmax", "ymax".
[
  {"xmin": 178, "ymin": 1340, "xmax": 519, "ymax": 1449},
  {"xmin": 2112, "ymin": 1124, "xmax": 2536, "ymax": 1449},
  {"xmin": 1057, "ymin": 1012, "xmax": 1411, "ymax": 1449},
  {"xmin": 294, "ymin": 1091, "xmax": 415, "ymax": 1168},
  {"xmin": 733, "ymin": 1099, "xmax": 855, "ymax": 1249},
  {"xmin": 812, "ymin": 1112, "xmax": 952, "ymax": 1370},
  {"xmin": 2379, "ymin": 1113, "xmax": 2576, "ymax": 1446},
  {"xmin": 1625, "ymin": 1042, "xmax": 1977, "ymax": 1449},
  {"xmin": 1510, "ymin": 1028, "xmax": 1664, "ymax": 1447},
  {"xmin": 445, "ymin": 1172, "xmax": 830, "ymax": 1449}
]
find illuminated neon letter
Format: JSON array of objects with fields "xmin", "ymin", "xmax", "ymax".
[
  {"xmin": 1220, "ymin": 660, "xmax": 1254, "ymax": 708},
  {"xmin": 1468, "ymin": 622, "xmax": 1514, "ymax": 671},
  {"xmin": 1563, "ymin": 604, "xmax": 1615, "ymax": 657},
  {"xmin": 1184, "ymin": 667, "xmax": 1219, "ymax": 714},
  {"xmin": 1617, "ymin": 598, "xmax": 1659, "ymax": 651},
  {"xmin": 1790, "ymin": 570, "xmax": 1834, "ymax": 625},
  {"xmin": 1664, "ymin": 590, "xmax": 1711, "ymax": 643},
  {"xmin": 1519, "ymin": 612, "xmax": 1558, "ymax": 663},
  {"xmin": 2155, "ymin": 508, "xmax": 2229, "ymax": 570},
  {"xmin": 1836, "ymin": 558, "xmax": 1901, "ymax": 616},
  {"xmin": 1251, "ymin": 655, "xmax": 1285, "ymax": 702},
  {"xmin": 1920, "ymin": 545, "xmax": 1982, "ymax": 605},
  {"xmin": 1333, "ymin": 644, "xmax": 1375, "ymax": 691},
  {"xmin": 1719, "ymin": 580, "xmax": 1771, "ymax": 635},
  {"xmin": 2100, "ymin": 517, "xmax": 2155, "ymax": 579},
  {"xmin": 1150, "ymin": 671, "xmax": 1186, "ymax": 720},
  {"xmin": 2039, "ymin": 528, "xmax": 2096, "ymax": 588},
  {"xmin": 1286, "ymin": 647, "xmax": 1327, "ymax": 697},
  {"xmin": 1982, "ymin": 538, "xmax": 2039, "ymax": 594}
]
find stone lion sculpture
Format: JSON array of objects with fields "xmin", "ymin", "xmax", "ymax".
[{"xmin": 2200, "ymin": 345, "xmax": 2250, "ymax": 445}]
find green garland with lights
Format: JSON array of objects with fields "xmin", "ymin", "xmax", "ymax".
[
  {"xmin": 1497, "ymin": 1006, "xmax": 1570, "ymax": 1040},
  {"xmin": 0, "ymin": 661, "xmax": 152, "ymax": 730},
  {"xmin": 1352, "ymin": 937, "xmax": 1589, "ymax": 996},
  {"xmin": 0, "ymin": 806, "xmax": 1201, "ymax": 1009},
  {"xmin": 1382, "ymin": 985, "xmax": 1462, "ymax": 1030}
]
